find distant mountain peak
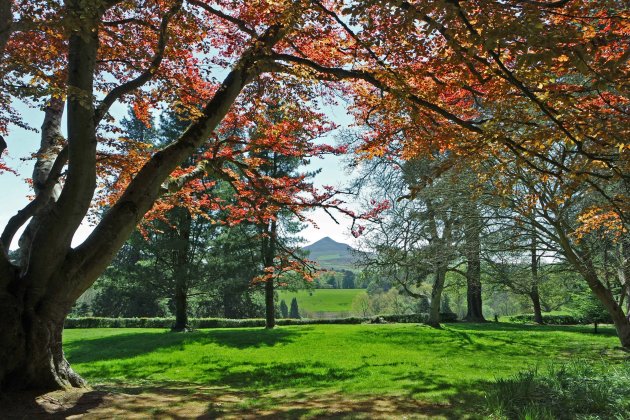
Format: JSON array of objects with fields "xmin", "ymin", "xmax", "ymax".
[
  {"xmin": 302, "ymin": 237, "xmax": 358, "ymax": 271},
  {"xmin": 304, "ymin": 236, "xmax": 353, "ymax": 250}
]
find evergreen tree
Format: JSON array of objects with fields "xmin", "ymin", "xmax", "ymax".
[
  {"xmin": 289, "ymin": 297, "xmax": 300, "ymax": 319},
  {"xmin": 280, "ymin": 300, "xmax": 289, "ymax": 318}
]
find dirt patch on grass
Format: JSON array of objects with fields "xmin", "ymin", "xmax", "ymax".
[{"xmin": 0, "ymin": 385, "xmax": 467, "ymax": 419}]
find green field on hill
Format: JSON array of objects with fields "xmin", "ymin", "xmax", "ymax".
[
  {"xmin": 58, "ymin": 323, "xmax": 627, "ymax": 418},
  {"xmin": 278, "ymin": 288, "xmax": 366, "ymax": 313}
]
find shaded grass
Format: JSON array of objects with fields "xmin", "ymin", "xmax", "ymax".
[
  {"xmin": 62, "ymin": 323, "xmax": 627, "ymax": 417},
  {"xmin": 485, "ymin": 361, "xmax": 630, "ymax": 419}
]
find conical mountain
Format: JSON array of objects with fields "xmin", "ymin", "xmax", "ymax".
[{"xmin": 302, "ymin": 237, "xmax": 358, "ymax": 271}]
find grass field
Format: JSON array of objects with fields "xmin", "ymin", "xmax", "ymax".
[
  {"xmin": 53, "ymin": 323, "xmax": 627, "ymax": 418},
  {"xmin": 278, "ymin": 288, "xmax": 366, "ymax": 313}
]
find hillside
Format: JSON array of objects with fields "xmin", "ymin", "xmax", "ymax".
[
  {"xmin": 302, "ymin": 237, "xmax": 360, "ymax": 271},
  {"xmin": 278, "ymin": 289, "xmax": 366, "ymax": 318}
]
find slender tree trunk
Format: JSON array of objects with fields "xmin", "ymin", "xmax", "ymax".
[
  {"xmin": 172, "ymin": 278, "xmax": 188, "ymax": 331},
  {"xmin": 464, "ymin": 203, "xmax": 485, "ymax": 321},
  {"xmin": 530, "ymin": 237, "xmax": 544, "ymax": 324},
  {"xmin": 262, "ymin": 220, "xmax": 277, "ymax": 329},
  {"xmin": 530, "ymin": 288, "xmax": 544, "ymax": 325},
  {"xmin": 427, "ymin": 262, "xmax": 447, "ymax": 327},
  {"xmin": 265, "ymin": 279, "xmax": 275, "ymax": 328}
]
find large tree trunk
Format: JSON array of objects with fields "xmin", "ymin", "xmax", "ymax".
[
  {"xmin": 0, "ymin": 286, "xmax": 85, "ymax": 390},
  {"xmin": 464, "ymin": 203, "xmax": 485, "ymax": 322}
]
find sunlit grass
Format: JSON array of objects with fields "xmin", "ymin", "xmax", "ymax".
[
  {"xmin": 64, "ymin": 322, "xmax": 625, "ymax": 416},
  {"xmin": 277, "ymin": 289, "xmax": 366, "ymax": 313}
]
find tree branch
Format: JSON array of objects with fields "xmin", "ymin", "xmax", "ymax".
[
  {"xmin": 67, "ymin": 16, "xmax": 299, "ymax": 300},
  {"xmin": 1, "ymin": 147, "xmax": 68, "ymax": 249},
  {"xmin": 188, "ymin": 0, "xmax": 257, "ymax": 36},
  {"xmin": 269, "ymin": 54, "xmax": 484, "ymax": 134},
  {"xmin": 94, "ymin": 0, "xmax": 183, "ymax": 124}
]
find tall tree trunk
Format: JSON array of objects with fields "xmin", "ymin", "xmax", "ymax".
[
  {"xmin": 530, "ymin": 236, "xmax": 543, "ymax": 324},
  {"xmin": 265, "ymin": 279, "xmax": 275, "ymax": 329},
  {"xmin": 464, "ymin": 203, "xmax": 485, "ymax": 322},
  {"xmin": 171, "ymin": 208, "xmax": 191, "ymax": 332},
  {"xmin": 262, "ymin": 220, "xmax": 277, "ymax": 329},
  {"xmin": 427, "ymin": 262, "xmax": 447, "ymax": 327},
  {"xmin": 173, "ymin": 282, "xmax": 188, "ymax": 331},
  {"xmin": 530, "ymin": 287, "xmax": 543, "ymax": 325}
]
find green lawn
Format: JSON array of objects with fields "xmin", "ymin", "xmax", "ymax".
[
  {"xmin": 278, "ymin": 288, "xmax": 366, "ymax": 313},
  {"xmin": 63, "ymin": 323, "xmax": 627, "ymax": 418}
]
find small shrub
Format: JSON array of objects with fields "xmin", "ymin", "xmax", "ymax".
[
  {"xmin": 439, "ymin": 312, "xmax": 458, "ymax": 322},
  {"xmin": 485, "ymin": 361, "xmax": 630, "ymax": 419}
]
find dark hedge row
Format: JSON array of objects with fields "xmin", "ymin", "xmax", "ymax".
[{"xmin": 64, "ymin": 313, "xmax": 449, "ymax": 329}]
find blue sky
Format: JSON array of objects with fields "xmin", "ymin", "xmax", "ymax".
[{"xmin": 0, "ymin": 99, "xmax": 360, "ymax": 250}]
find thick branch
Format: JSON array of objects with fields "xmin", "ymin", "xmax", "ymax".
[
  {"xmin": 67, "ymin": 17, "xmax": 298, "ymax": 300},
  {"xmin": 1, "ymin": 147, "xmax": 68, "ymax": 249},
  {"xmin": 22, "ymin": 1, "xmax": 102, "ymax": 292}
]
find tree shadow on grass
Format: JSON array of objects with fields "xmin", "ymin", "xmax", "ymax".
[
  {"xmin": 79, "ymin": 358, "xmax": 363, "ymax": 393},
  {"xmin": 1, "ymin": 381, "xmax": 490, "ymax": 419},
  {"xmin": 209, "ymin": 361, "xmax": 359, "ymax": 391},
  {"xmin": 65, "ymin": 327, "xmax": 306, "ymax": 364}
]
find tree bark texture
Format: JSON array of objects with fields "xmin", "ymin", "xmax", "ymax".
[{"xmin": 0, "ymin": 289, "xmax": 85, "ymax": 390}]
